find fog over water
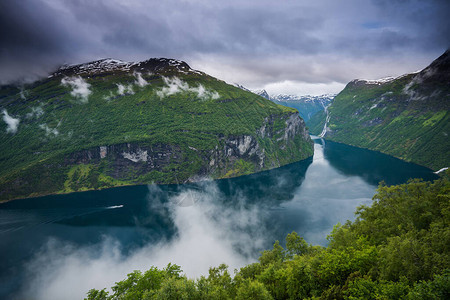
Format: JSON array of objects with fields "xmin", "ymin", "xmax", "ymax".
[{"xmin": 0, "ymin": 138, "xmax": 438, "ymax": 300}]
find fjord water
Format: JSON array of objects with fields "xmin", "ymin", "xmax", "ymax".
[{"xmin": 0, "ymin": 137, "xmax": 438, "ymax": 299}]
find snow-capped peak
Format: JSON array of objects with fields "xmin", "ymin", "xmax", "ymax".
[
  {"xmin": 54, "ymin": 58, "xmax": 139, "ymax": 76},
  {"xmin": 352, "ymin": 76, "xmax": 396, "ymax": 85},
  {"xmin": 234, "ymin": 83, "xmax": 251, "ymax": 92},
  {"xmin": 271, "ymin": 94, "xmax": 336, "ymax": 102},
  {"xmin": 252, "ymin": 89, "xmax": 270, "ymax": 99},
  {"xmin": 52, "ymin": 58, "xmax": 204, "ymax": 77}
]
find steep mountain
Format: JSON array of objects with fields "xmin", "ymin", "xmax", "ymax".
[
  {"xmin": 246, "ymin": 88, "xmax": 335, "ymax": 122},
  {"xmin": 233, "ymin": 83, "xmax": 252, "ymax": 93},
  {"xmin": 253, "ymin": 89, "xmax": 271, "ymax": 100},
  {"xmin": 0, "ymin": 58, "xmax": 313, "ymax": 201},
  {"xmin": 269, "ymin": 94, "xmax": 334, "ymax": 122},
  {"xmin": 308, "ymin": 50, "xmax": 450, "ymax": 171}
]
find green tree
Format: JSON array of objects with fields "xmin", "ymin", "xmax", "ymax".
[
  {"xmin": 85, "ymin": 288, "xmax": 109, "ymax": 300},
  {"xmin": 85, "ymin": 176, "xmax": 450, "ymax": 300},
  {"xmin": 259, "ymin": 240, "xmax": 285, "ymax": 266},
  {"xmin": 407, "ymin": 271, "xmax": 450, "ymax": 300},
  {"xmin": 235, "ymin": 280, "xmax": 273, "ymax": 300},
  {"xmin": 197, "ymin": 264, "xmax": 234, "ymax": 299},
  {"xmin": 285, "ymin": 231, "xmax": 309, "ymax": 258}
]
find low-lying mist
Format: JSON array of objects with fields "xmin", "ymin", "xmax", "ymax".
[
  {"xmin": 5, "ymin": 140, "xmax": 409, "ymax": 300},
  {"xmin": 18, "ymin": 182, "xmax": 272, "ymax": 300}
]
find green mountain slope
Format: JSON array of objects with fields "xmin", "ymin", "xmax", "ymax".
[
  {"xmin": 0, "ymin": 58, "xmax": 313, "ymax": 201},
  {"xmin": 308, "ymin": 51, "xmax": 450, "ymax": 171}
]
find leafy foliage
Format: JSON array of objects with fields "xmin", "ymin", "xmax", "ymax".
[{"xmin": 86, "ymin": 172, "xmax": 450, "ymax": 299}]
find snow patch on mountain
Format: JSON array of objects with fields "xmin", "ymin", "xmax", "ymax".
[
  {"xmin": 233, "ymin": 83, "xmax": 251, "ymax": 92},
  {"xmin": 53, "ymin": 58, "xmax": 204, "ymax": 77},
  {"xmin": 354, "ymin": 77, "xmax": 396, "ymax": 85},
  {"xmin": 270, "ymin": 94, "xmax": 336, "ymax": 103},
  {"xmin": 233, "ymin": 84, "xmax": 335, "ymax": 104},
  {"xmin": 253, "ymin": 89, "xmax": 270, "ymax": 100},
  {"xmin": 58, "ymin": 59, "xmax": 138, "ymax": 75}
]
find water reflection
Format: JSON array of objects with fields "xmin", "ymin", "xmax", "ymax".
[
  {"xmin": 322, "ymin": 138, "xmax": 438, "ymax": 186},
  {"xmin": 276, "ymin": 139, "xmax": 375, "ymax": 245},
  {"xmin": 0, "ymin": 138, "xmax": 439, "ymax": 299}
]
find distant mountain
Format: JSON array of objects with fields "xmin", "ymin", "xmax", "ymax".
[
  {"xmin": 235, "ymin": 87, "xmax": 335, "ymax": 122},
  {"xmin": 253, "ymin": 89, "xmax": 271, "ymax": 100},
  {"xmin": 0, "ymin": 58, "xmax": 313, "ymax": 201},
  {"xmin": 269, "ymin": 94, "xmax": 335, "ymax": 122},
  {"xmin": 308, "ymin": 50, "xmax": 450, "ymax": 171},
  {"xmin": 233, "ymin": 83, "xmax": 252, "ymax": 93}
]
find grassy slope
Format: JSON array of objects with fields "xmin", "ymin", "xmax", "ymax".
[
  {"xmin": 0, "ymin": 64, "xmax": 313, "ymax": 201},
  {"xmin": 308, "ymin": 53, "xmax": 450, "ymax": 171}
]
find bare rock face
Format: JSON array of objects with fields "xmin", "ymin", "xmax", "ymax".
[{"xmin": 61, "ymin": 111, "xmax": 312, "ymax": 184}]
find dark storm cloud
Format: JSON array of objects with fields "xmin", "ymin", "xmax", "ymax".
[
  {"xmin": 211, "ymin": 6, "xmax": 324, "ymax": 55},
  {"xmin": 370, "ymin": 0, "xmax": 450, "ymax": 51},
  {"xmin": 62, "ymin": 0, "xmax": 171, "ymax": 53},
  {"xmin": 0, "ymin": 0, "xmax": 448, "ymax": 93},
  {"xmin": 0, "ymin": 0, "xmax": 77, "ymax": 82}
]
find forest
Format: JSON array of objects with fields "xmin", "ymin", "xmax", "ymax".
[{"xmin": 85, "ymin": 171, "xmax": 449, "ymax": 299}]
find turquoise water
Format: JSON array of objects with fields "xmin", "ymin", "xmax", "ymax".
[{"xmin": 0, "ymin": 137, "xmax": 438, "ymax": 299}]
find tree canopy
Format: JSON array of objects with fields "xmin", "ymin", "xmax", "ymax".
[{"xmin": 86, "ymin": 172, "xmax": 449, "ymax": 299}]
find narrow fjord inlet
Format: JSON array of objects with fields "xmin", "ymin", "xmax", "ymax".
[
  {"xmin": 0, "ymin": 138, "xmax": 438, "ymax": 298},
  {"xmin": 1, "ymin": 1, "xmax": 449, "ymax": 299}
]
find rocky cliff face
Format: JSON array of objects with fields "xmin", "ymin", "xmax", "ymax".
[
  {"xmin": 205, "ymin": 112, "xmax": 311, "ymax": 176},
  {"xmin": 57, "ymin": 111, "xmax": 312, "ymax": 189}
]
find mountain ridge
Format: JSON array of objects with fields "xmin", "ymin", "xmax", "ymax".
[
  {"xmin": 234, "ymin": 85, "xmax": 335, "ymax": 122},
  {"xmin": 268, "ymin": 94, "xmax": 334, "ymax": 122},
  {"xmin": 308, "ymin": 50, "xmax": 450, "ymax": 171},
  {"xmin": 0, "ymin": 57, "xmax": 313, "ymax": 201},
  {"xmin": 52, "ymin": 58, "xmax": 205, "ymax": 77}
]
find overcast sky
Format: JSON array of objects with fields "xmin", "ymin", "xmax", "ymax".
[{"xmin": 1, "ymin": 0, "xmax": 449, "ymax": 95}]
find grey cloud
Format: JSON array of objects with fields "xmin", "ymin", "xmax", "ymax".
[
  {"xmin": 333, "ymin": 28, "xmax": 414, "ymax": 56},
  {"xmin": 61, "ymin": 76, "xmax": 92, "ymax": 103},
  {"xmin": 2, "ymin": 109, "xmax": 20, "ymax": 134},
  {"xmin": 0, "ymin": 0, "xmax": 448, "ymax": 92},
  {"xmin": 0, "ymin": 1, "xmax": 63, "ymax": 55},
  {"xmin": 370, "ymin": 0, "xmax": 450, "ymax": 50},
  {"xmin": 212, "ymin": 6, "xmax": 324, "ymax": 55},
  {"xmin": 0, "ymin": 0, "xmax": 82, "ymax": 83},
  {"xmin": 64, "ymin": 0, "xmax": 171, "ymax": 52}
]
